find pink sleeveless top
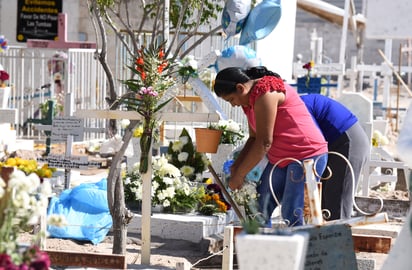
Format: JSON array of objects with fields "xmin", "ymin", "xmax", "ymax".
[{"xmin": 242, "ymin": 76, "xmax": 327, "ymax": 167}]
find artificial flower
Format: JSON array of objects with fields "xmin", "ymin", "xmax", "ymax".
[
  {"xmin": 302, "ymin": 60, "xmax": 315, "ymax": 87},
  {"xmin": 177, "ymin": 55, "xmax": 198, "ymax": 83}
]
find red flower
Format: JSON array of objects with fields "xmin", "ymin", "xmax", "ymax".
[
  {"xmin": 136, "ymin": 57, "xmax": 144, "ymax": 66},
  {"xmin": 158, "ymin": 49, "xmax": 165, "ymax": 59},
  {"xmin": 302, "ymin": 61, "xmax": 314, "ymax": 71},
  {"xmin": 0, "ymin": 70, "xmax": 9, "ymax": 81}
]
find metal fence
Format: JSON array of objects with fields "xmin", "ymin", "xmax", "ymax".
[{"xmin": 0, "ymin": 34, "xmax": 250, "ymax": 143}]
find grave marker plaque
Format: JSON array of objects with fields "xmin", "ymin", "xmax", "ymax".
[
  {"xmin": 294, "ymin": 224, "xmax": 358, "ymax": 270},
  {"xmin": 51, "ymin": 117, "xmax": 84, "ymax": 142},
  {"xmin": 38, "ymin": 155, "xmax": 101, "ymax": 170}
]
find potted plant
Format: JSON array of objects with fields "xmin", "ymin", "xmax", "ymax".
[{"xmin": 209, "ymin": 119, "xmax": 245, "ymax": 174}]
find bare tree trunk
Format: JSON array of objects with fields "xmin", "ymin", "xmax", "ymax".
[
  {"xmin": 112, "ymin": 172, "xmax": 128, "ymax": 254},
  {"xmin": 107, "ymin": 120, "xmax": 138, "ymax": 254}
]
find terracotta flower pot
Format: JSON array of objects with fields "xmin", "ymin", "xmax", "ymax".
[{"xmin": 194, "ymin": 128, "xmax": 222, "ymax": 153}]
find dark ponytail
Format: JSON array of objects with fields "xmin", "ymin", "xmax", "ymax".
[
  {"xmin": 245, "ymin": 66, "xmax": 282, "ymax": 80},
  {"xmin": 213, "ymin": 66, "xmax": 282, "ymax": 97}
]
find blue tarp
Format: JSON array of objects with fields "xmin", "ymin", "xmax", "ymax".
[{"xmin": 47, "ymin": 178, "xmax": 112, "ymax": 245}]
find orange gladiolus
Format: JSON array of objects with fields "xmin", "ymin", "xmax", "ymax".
[
  {"xmin": 136, "ymin": 57, "xmax": 144, "ymax": 66},
  {"xmin": 158, "ymin": 49, "xmax": 165, "ymax": 59}
]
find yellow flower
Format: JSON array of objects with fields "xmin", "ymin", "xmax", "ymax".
[
  {"xmin": 204, "ymin": 178, "xmax": 213, "ymax": 185},
  {"xmin": 133, "ymin": 125, "xmax": 144, "ymax": 138},
  {"xmin": 5, "ymin": 158, "xmax": 17, "ymax": 167}
]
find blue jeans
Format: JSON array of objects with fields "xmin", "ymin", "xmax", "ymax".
[{"xmin": 257, "ymin": 154, "xmax": 328, "ymax": 227}]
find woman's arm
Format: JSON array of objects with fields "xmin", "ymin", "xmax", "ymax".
[
  {"xmin": 228, "ymin": 90, "xmax": 284, "ymax": 190},
  {"xmin": 231, "ymin": 124, "xmax": 256, "ymax": 170}
]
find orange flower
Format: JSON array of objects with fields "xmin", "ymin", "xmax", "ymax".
[
  {"xmin": 136, "ymin": 57, "xmax": 144, "ymax": 66},
  {"xmin": 158, "ymin": 49, "xmax": 165, "ymax": 59},
  {"xmin": 140, "ymin": 72, "xmax": 146, "ymax": 81},
  {"xmin": 136, "ymin": 66, "xmax": 144, "ymax": 73}
]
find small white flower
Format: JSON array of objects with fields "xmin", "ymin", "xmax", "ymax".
[
  {"xmin": 178, "ymin": 152, "xmax": 189, "ymax": 162},
  {"xmin": 163, "ymin": 177, "xmax": 174, "ymax": 185},
  {"xmin": 180, "ymin": 165, "xmax": 195, "ymax": 177},
  {"xmin": 172, "ymin": 141, "xmax": 184, "ymax": 152},
  {"xmin": 120, "ymin": 119, "xmax": 130, "ymax": 129},
  {"xmin": 162, "ymin": 199, "xmax": 171, "ymax": 207},
  {"xmin": 164, "ymin": 186, "xmax": 176, "ymax": 198},
  {"xmin": 179, "ymin": 136, "xmax": 189, "ymax": 146},
  {"xmin": 158, "ymin": 163, "xmax": 181, "ymax": 178}
]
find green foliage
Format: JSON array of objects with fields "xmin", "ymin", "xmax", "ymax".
[
  {"xmin": 96, "ymin": 0, "xmax": 115, "ymax": 8},
  {"xmin": 39, "ymin": 99, "xmax": 63, "ymax": 119},
  {"xmin": 145, "ymin": 0, "xmax": 223, "ymax": 30}
]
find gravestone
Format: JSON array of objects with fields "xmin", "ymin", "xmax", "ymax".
[
  {"xmin": 337, "ymin": 92, "xmax": 373, "ymax": 140},
  {"xmin": 294, "ymin": 224, "xmax": 358, "ymax": 270},
  {"xmin": 235, "ymin": 233, "xmax": 309, "ymax": 270}
]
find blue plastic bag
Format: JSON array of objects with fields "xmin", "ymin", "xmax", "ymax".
[
  {"xmin": 223, "ymin": 145, "xmax": 268, "ymax": 183},
  {"xmin": 47, "ymin": 178, "xmax": 112, "ymax": 245},
  {"xmin": 239, "ymin": 0, "xmax": 282, "ymax": 45}
]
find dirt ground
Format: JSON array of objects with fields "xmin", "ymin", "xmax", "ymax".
[
  {"xmin": 18, "ymin": 231, "xmax": 215, "ymax": 269},
  {"xmin": 12, "ymin": 89, "xmax": 412, "ymax": 269}
]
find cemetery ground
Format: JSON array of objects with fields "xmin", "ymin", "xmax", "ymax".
[
  {"xmin": 13, "ymin": 133, "xmax": 409, "ymax": 270},
  {"xmin": 12, "ymin": 86, "xmax": 411, "ymax": 269}
]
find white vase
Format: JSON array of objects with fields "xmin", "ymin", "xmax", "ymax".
[
  {"xmin": 236, "ymin": 233, "xmax": 309, "ymax": 270},
  {"xmin": 0, "ymin": 87, "xmax": 10, "ymax": 108},
  {"xmin": 210, "ymin": 144, "xmax": 235, "ymax": 177}
]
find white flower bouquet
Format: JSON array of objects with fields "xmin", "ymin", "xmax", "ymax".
[
  {"xmin": 166, "ymin": 128, "xmax": 210, "ymax": 182},
  {"xmin": 123, "ymin": 155, "xmax": 204, "ymax": 213}
]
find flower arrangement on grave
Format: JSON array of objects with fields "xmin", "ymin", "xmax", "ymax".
[
  {"xmin": 208, "ymin": 119, "xmax": 244, "ymax": 146},
  {"xmin": 39, "ymin": 99, "xmax": 64, "ymax": 119},
  {"xmin": 0, "ymin": 35, "xmax": 9, "ymax": 88},
  {"xmin": 123, "ymin": 155, "xmax": 205, "ymax": 213},
  {"xmin": 120, "ymin": 41, "xmax": 176, "ymax": 173},
  {"xmin": 0, "ymin": 70, "xmax": 9, "ymax": 88},
  {"xmin": 302, "ymin": 60, "xmax": 315, "ymax": 88},
  {"xmin": 177, "ymin": 55, "xmax": 198, "ymax": 84},
  {"xmin": 0, "ymin": 157, "xmax": 56, "ymax": 179},
  {"xmin": 198, "ymin": 182, "xmax": 231, "ymax": 216},
  {"xmin": 223, "ymin": 148, "xmax": 268, "ymax": 232},
  {"xmin": 166, "ymin": 128, "xmax": 210, "ymax": 182},
  {"xmin": 0, "ymin": 167, "xmax": 51, "ymax": 269}
]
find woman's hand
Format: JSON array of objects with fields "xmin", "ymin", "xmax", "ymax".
[{"xmin": 228, "ymin": 175, "xmax": 244, "ymax": 190}]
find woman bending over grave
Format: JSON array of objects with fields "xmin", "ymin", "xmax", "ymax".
[
  {"xmin": 213, "ymin": 66, "xmax": 328, "ymax": 226},
  {"xmin": 301, "ymin": 94, "xmax": 370, "ymax": 220}
]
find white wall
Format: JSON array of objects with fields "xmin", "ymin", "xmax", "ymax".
[{"xmin": 255, "ymin": 0, "xmax": 297, "ymax": 81}]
